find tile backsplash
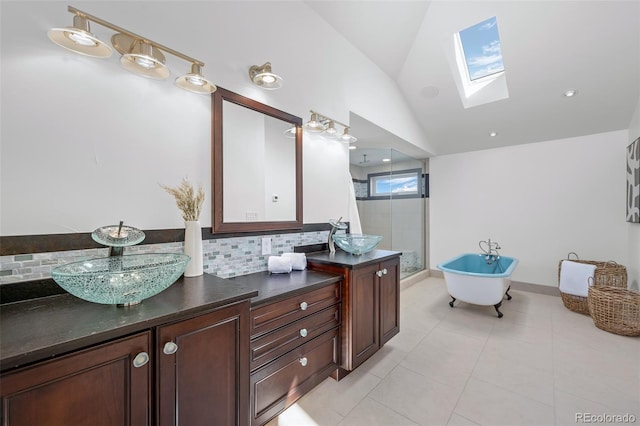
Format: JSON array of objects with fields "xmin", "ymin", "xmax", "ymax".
[{"xmin": 0, "ymin": 231, "xmax": 329, "ymax": 284}]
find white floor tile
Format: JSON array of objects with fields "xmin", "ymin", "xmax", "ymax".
[
  {"xmin": 368, "ymin": 365, "xmax": 464, "ymax": 425},
  {"xmin": 339, "ymin": 397, "xmax": 419, "ymax": 426},
  {"xmin": 454, "ymin": 377, "xmax": 555, "ymax": 426},
  {"xmin": 271, "ymin": 277, "xmax": 640, "ymax": 426}
]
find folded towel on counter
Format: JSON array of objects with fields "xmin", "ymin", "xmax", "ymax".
[
  {"xmin": 281, "ymin": 252, "xmax": 307, "ymax": 271},
  {"xmin": 559, "ymin": 260, "xmax": 596, "ymax": 297},
  {"xmin": 268, "ymin": 256, "xmax": 292, "ymax": 274}
]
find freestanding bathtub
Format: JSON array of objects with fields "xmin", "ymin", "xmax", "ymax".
[{"xmin": 437, "ymin": 253, "xmax": 519, "ymax": 317}]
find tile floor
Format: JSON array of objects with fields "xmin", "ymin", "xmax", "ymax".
[{"xmin": 267, "ymin": 277, "xmax": 640, "ymax": 426}]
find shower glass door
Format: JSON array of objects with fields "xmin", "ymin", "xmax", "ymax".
[{"xmin": 350, "ymin": 148, "xmax": 426, "ymax": 280}]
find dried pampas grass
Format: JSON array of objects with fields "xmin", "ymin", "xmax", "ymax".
[{"xmin": 161, "ymin": 178, "xmax": 205, "ymax": 222}]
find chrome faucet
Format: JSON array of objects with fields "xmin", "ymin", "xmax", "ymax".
[
  {"xmin": 479, "ymin": 238, "xmax": 501, "ymax": 264},
  {"xmin": 328, "ymin": 217, "xmax": 347, "ymax": 253}
]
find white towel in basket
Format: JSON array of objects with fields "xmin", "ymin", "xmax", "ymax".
[{"xmin": 559, "ymin": 260, "xmax": 596, "ymax": 297}]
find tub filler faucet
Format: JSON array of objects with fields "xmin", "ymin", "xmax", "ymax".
[{"xmin": 479, "ymin": 238, "xmax": 501, "ymax": 265}]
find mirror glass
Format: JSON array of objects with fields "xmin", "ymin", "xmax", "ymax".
[{"xmin": 212, "ymin": 88, "xmax": 302, "ymax": 233}]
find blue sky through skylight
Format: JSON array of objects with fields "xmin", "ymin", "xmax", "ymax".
[{"xmin": 459, "ymin": 17, "xmax": 504, "ymax": 81}]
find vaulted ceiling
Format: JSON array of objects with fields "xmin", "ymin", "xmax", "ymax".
[{"xmin": 307, "ymin": 1, "xmax": 640, "ymax": 159}]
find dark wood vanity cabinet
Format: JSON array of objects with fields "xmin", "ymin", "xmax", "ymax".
[
  {"xmin": 1, "ymin": 332, "xmax": 152, "ymax": 426},
  {"xmin": 157, "ymin": 300, "xmax": 250, "ymax": 426},
  {"xmin": 0, "ymin": 301, "xmax": 250, "ymax": 426},
  {"xmin": 249, "ymin": 282, "xmax": 341, "ymax": 426},
  {"xmin": 309, "ymin": 255, "xmax": 400, "ymax": 372}
]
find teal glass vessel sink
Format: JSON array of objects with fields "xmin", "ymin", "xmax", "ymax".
[
  {"xmin": 51, "ymin": 253, "xmax": 190, "ymax": 306},
  {"xmin": 332, "ymin": 234, "xmax": 383, "ymax": 255}
]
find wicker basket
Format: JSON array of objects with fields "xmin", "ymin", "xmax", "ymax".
[
  {"xmin": 588, "ymin": 286, "xmax": 640, "ymax": 336},
  {"xmin": 557, "ymin": 253, "xmax": 628, "ymax": 315}
]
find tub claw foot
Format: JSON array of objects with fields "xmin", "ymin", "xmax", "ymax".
[
  {"xmin": 494, "ymin": 302, "xmax": 503, "ymax": 318},
  {"xmin": 449, "ymin": 297, "xmax": 456, "ymax": 308},
  {"xmin": 505, "ymin": 285, "xmax": 512, "ymax": 301}
]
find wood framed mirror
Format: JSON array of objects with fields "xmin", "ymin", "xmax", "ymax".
[{"xmin": 212, "ymin": 87, "xmax": 302, "ymax": 234}]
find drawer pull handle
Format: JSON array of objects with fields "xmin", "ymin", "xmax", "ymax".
[
  {"xmin": 300, "ymin": 328, "xmax": 308, "ymax": 337},
  {"xmin": 300, "ymin": 301, "xmax": 308, "ymax": 311},
  {"xmin": 163, "ymin": 341, "xmax": 179, "ymax": 355},
  {"xmin": 299, "ymin": 357, "xmax": 308, "ymax": 367},
  {"xmin": 383, "ymin": 268, "xmax": 388, "ymax": 275},
  {"xmin": 133, "ymin": 352, "xmax": 149, "ymax": 368},
  {"xmin": 376, "ymin": 271, "xmax": 383, "ymax": 277}
]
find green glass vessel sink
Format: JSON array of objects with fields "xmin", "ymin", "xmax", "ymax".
[
  {"xmin": 51, "ymin": 253, "xmax": 190, "ymax": 305},
  {"xmin": 332, "ymin": 234, "xmax": 383, "ymax": 255}
]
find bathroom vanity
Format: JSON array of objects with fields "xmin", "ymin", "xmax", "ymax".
[
  {"xmin": 306, "ymin": 249, "xmax": 401, "ymax": 376},
  {"xmin": 227, "ymin": 271, "xmax": 342, "ymax": 425},
  {"xmin": 0, "ymin": 250, "xmax": 400, "ymax": 426},
  {"xmin": 0, "ymin": 274, "xmax": 258, "ymax": 426}
]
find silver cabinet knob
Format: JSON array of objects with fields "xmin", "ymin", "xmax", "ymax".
[
  {"xmin": 133, "ymin": 352, "xmax": 149, "ymax": 368},
  {"xmin": 299, "ymin": 328, "xmax": 308, "ymax": 338},
  {"xmin": 299, "ymin": 357, "xmax": 308, "ymax": 367},
  {"xmin": 383, "ymin": 268, "xmax": 388, "ymax": 275},
  {"xmin": 300, "ymin": 301, "xmax": 308, "ymax": 311},
  {"xmin": 376, "ymin": 271, "xmax": 383, "ymax": 277},
  {"xmin": 163, "ymin": 341, "xmax": 178, "ymax": 355}
]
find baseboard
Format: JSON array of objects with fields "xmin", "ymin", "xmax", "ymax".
[
  {"xmin": 510, "ymin": 281, "xmax": 560, "ymax": 297},
  {"xmin": 429, "ymin": 269, "xmax": 444, "ymax": 278},
  {"xmin": 427, "ymin": 269, "xmax": 560, "ymax": 297},
  {"xmin": 400, "ymin": 269, "xmax": 430, "ymax": 290}
]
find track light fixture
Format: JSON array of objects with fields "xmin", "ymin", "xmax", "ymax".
[
  {"xmin": 303, "ymin": 110, "xmax": 357, "ymax": 143},
  {"xmin": 48, "ymin": 6, "xmax": 216, "ymax": 94},
  {"xmin": 249, "ymin": 62, "xmax": 283, "ymax": 90}
]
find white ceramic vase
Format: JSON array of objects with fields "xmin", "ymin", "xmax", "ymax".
[{"xmin": 183, "ymin": 220, "xmax": 203, "ymax": 277}]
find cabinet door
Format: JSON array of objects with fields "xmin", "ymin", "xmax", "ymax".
[
  {"xmin": 1, "ymin": 332, "xmax": 151, "ymax": 426},
  {"xmin": 379, "ymin": 257, "xmax": 400, "ymax": 346},
  {"xmin": 350, "ymin": 263, "xmax": 380, "ymax": 370},
  {"xmin": 157, "ymin": 301, "xmax": 250, "ymax": 426}
]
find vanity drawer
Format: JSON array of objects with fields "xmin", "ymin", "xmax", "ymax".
[
  {"xmin": 250, "ymin": 282, "xmax": 340, "ymax": 338},
  {"xmin": 250, "ymin": 304, "xmax": 340, "ymax": 371},
  {"xmin": 250, "ymin": 328, "xmax": 339, "ymax": 425}
]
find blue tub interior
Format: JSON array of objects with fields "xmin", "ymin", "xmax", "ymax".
[{"xmin": 438, "ymin": 253, "xmax": 517, "ymax": 277}]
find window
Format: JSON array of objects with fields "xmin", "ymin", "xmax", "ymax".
[
  {"xmin": 368, "ymin": 169, "xmax": 424, "ymax": 199},
  {"xmin": 457, "ymin": 16, "xmax": 504, "ymax": 83}
]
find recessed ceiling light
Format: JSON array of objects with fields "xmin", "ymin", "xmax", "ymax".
[
  {"xmin": 489, "ymin": 131, "xmax": 498, "ymax": 137},
  {"xmin": 348, "ymin": 145, "xmax": 356, "ymax": 150},
  {"xmin": 382, "ymin": 158, "xmax": 391, "ymax": 162},
  {"xmin": 563, "ymin": 89, "xmax": 578, "ymax": 97}
]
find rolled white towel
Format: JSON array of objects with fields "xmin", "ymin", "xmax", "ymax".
[
  {"xmin": 559, "ymin": 260, "xmax": 596, "ymax": 297},
  {"xmin": 282, "ymin": 252, "xmax": 307, "ymax": 271},
  {"xmin": 268, "ymin": 256, "xmax": 292, "ymax": 274}
]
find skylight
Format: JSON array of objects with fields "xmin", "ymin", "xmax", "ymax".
[{"xmin": 457, "ymin": 16, "xmax": 504, "ymax": 82}]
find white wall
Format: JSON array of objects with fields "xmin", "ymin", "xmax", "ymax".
[
  {"xmin": 628, "ymin": 98, "xmax": 640, "ymax": 290},
  {"xmin": 430, "ymin": 130, "xmax": 629, "ymax": 287},
  {"xmin": 0, "ymin": 1, "xmax": 423, "ymax": 235}
]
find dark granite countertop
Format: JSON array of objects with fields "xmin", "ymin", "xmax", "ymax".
[
  {"xmin": 305, "ymin": 249, "xmax": 402, "ymax": 269},
  {"xmin": 228, "ymin": 270, "xmax": 343, "ymax": 308},
  {"xmin": 0, "ymin": 274, "xmax": 258, "ymax": 372}
]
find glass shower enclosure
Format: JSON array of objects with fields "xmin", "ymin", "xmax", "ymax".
[{"xmin": 349, "ymin": 148, "xmax": 427, "ymax": 280}]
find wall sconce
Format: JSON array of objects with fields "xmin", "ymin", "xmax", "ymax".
[
  {"xmin": 48, "ymin": 6, "xmax": 216, "ymax": 94},
  {"xmin": 283, "ymin": 125, "xmax": 297, "ymax": 138},
  {"xmin": 249, "ymin": 62, "xmax": 283, "ymax": 90},
  {"xmin": 303, "ymin": 110, "xmax": 357, "ymax": 143}
]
